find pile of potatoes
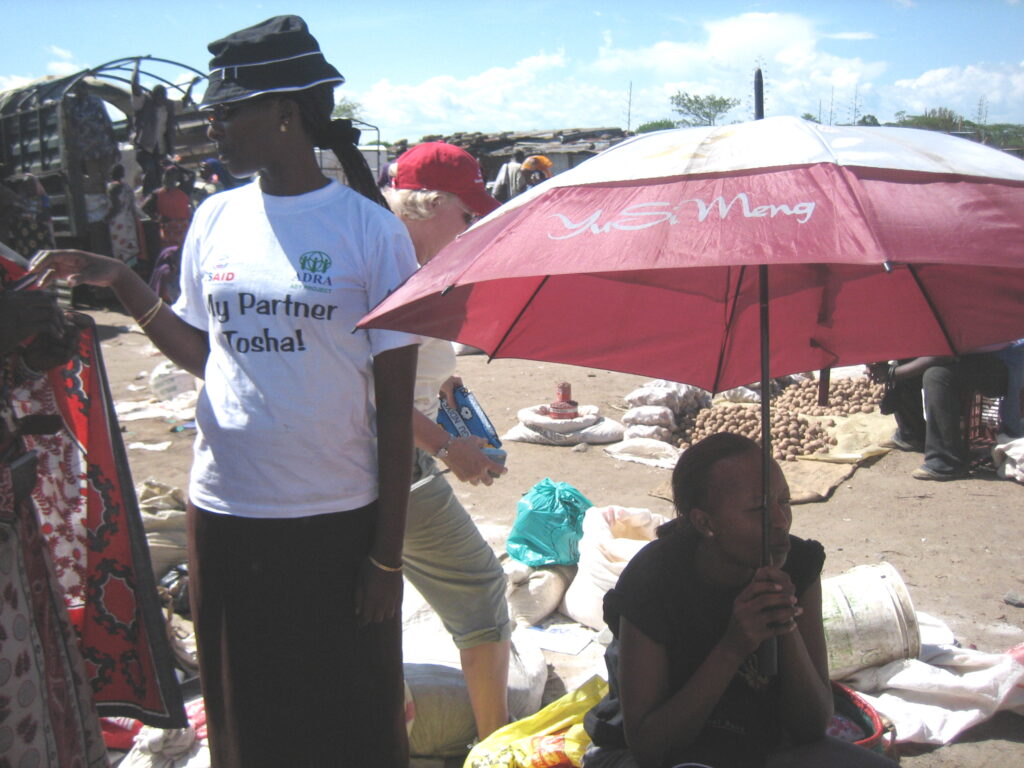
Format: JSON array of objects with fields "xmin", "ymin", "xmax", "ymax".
[
  {"xmin": 677, "ymin": 402, "xmax": 837, "ymax": 461},
  {"xmin": 772, "ymin": 376, "xmax": 885, "ymax": 417}
]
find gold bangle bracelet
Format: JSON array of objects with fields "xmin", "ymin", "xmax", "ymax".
[
  {"xmin": 368, "ymin": 555, "xmax": 403, "ymax": 573},
  {"xmin": 137, "ymin": 299, "xmax": 164, "ymax": 329}
]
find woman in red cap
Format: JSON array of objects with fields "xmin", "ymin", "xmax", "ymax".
[
  {"xmin": 31, "ymin": 16, "xmax": 418, "ymax": 768},
  {"xmin": 384, "ymin": 142, "xmax": 512, "ymax": 740}
]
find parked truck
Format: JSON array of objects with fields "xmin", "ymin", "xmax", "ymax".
[{"xmin": 0, "ymin": 56, "xmax": 214, "ymax": 253}]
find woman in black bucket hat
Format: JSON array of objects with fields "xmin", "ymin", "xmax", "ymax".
[{"xmin": 30, "ymin": 16, "xmax": 418, "ymax": 767}]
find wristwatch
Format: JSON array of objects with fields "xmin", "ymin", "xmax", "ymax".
[{"xmin": 435, "ymin": 436, "xmax": 453, "ymax": 460}]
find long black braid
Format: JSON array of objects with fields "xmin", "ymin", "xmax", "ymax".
[{"xmin": 290, "ymin": 84, "xmax": 389, "ymax": 210}]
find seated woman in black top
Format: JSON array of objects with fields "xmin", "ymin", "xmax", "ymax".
[{"xmin": 583, "ymin": 433, "xmax": 897, "ymax": 768}]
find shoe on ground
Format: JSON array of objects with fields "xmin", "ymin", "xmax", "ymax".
[
  {"xmin": 911, "ymin": 465, "xmax": 966, "ymax": 481},
  {"xmin": 883, "ymin": 432, "xmax": 924, "ymax": 452}
]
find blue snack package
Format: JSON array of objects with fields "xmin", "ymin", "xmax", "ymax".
[{"xmin": 437, "ymin": 386, "xmax": 502, "ymax": 448}]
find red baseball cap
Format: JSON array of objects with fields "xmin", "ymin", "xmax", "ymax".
[{"xmin": 392, "ymin": 142, "xmax": 500, "ymax": 217}]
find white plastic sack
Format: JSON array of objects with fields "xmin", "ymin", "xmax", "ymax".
[
  {"xmin": 560, "ymin": 506, "xmax": 668, "ymax": 630},
  {"xmin": 506, "ymin": 564, "xmax": 576, "ymax": 627},
  {"xmin": 119, "ymin": 727, "xmax": 208, "ymax": 768},
  {"xmin": 503, "ymin": 418, "xmax": 624, "ymax": 446},
  {"xmin": 713, "ymin": 386, "xmax": 762, "ymax": 404},
  {"xmin": 603, "ymin": 437, "xmax": 680, "ymax": 469},
  {"xmin": 624, "ymin": 425, "xmax": 673, "ymax": 443},
  {"xmin": 624, "ymin": 385, "xmax": 680, "ymax": 412},
  {"xmin": 622, "ymin": 405, "xmax": 675, "ymax": 429},
  {"xmin": 625, "ymin": 380, "xmax": 710, "ymax": 414},
  {"xmin": 405, "ymin": 631, "xmax": 547, "ymax": 757},
  {"xmin": 993, "ymin": 434, "xmax": 1024, "ymax": 482},
  {"xmin": 847, "ymin": 645, "xmax": 1024, "ymax": 744}
]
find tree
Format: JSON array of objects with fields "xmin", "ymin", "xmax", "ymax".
[
  {"xmin": 636, "ymin": 118, "xmax": 676, "ymax": 134},
  {"xmin": 669, "ymin": 91, "xmax": 740, "ymax": 126},
  {"xmin": 856, "ymin": 114, "xmax": 880, "ymax": 126},
  {"xmin": 800, "ymin": 112, "xmax": 820, "ymax": 123},
  {"xmin": 331, "ymin": 97, "xmax": 363, "ymax": 121}
]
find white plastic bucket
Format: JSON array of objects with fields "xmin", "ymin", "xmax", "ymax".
[{"xmin": 821, "ymin": 561, "xmax": 920, "ymax": 680}]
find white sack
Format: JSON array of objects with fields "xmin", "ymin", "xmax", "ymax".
[
  {"xmin": 846, "ymin": 644, "xmax": 1024, "ymax": 745},
  {"xmin": 624, "ymin": 425, "xmax": 673, "ymax": 443},
  {"xmin": 993, "ymin": 434, "xmax": 1024, "ymax": 483},
  {"xmin": 405, "ymin": 632, "xmax": 547, "ymax": 757},
  {"xmin": 503, "ymin": 417, "xmax": 624, "ymax": 446},
  {"xmin": 622, "ymin": 405, "xmax": 675, "ymax": 428},
  {"xmin": 560, "ymin": 506, "xmax": 668, "ymax": 630},
  {"xmin": 507, "ymin": 564, "xmax": 577, "ymax": 627},
  {"xmin": 119, "ymin": 727, "xmax": 208, "ymax": 768},
  {"xmin": 604, "ymin": 438, "xmax": 680, "ymax": 469},
  {"xmin": 713, "ymin": 386, "xmax": 762, "ymax": 404}
]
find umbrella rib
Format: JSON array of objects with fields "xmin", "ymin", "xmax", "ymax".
[
  {"xmin": 712, "ymin": 265, "xmax": 747, "ymax": 393},
  {"xmin": 489, "ymin": 275, "xmax": 551, "ymax": 360},
  {"xmin": 905, "ymin": 264, "xmax": 959, "ymax": 354}
]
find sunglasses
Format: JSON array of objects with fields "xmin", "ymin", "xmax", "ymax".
[{"xmin": 206, "ymin": 97, "xmax": 274, "ymax": 124}]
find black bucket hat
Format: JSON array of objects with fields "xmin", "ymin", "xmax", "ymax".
[{"xmin": 200, "ymin": 15, "xmax": 344, "ymax": 107}]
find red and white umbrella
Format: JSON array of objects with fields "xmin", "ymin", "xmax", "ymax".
[{"xmin": 362, "ymin": 116, "xmax": 1024, "ymax": 392}]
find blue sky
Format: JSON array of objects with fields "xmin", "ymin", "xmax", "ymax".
[{"xmin": 1, "ymin": 0, "xmax": 1021, "ymax": 142}]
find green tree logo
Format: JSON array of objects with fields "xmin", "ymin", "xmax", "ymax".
[{"xmin": 299, "ymin": 251, "xmax": 332, "ymax": 273}]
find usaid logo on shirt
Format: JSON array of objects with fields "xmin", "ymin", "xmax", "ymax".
[
  {"xmin": 294, "ymin": 251, "xmax": 333, "ymax": 293},
  {"xmin": 207, "ymin": 261, "xmax": 235, "ymax": 282}
]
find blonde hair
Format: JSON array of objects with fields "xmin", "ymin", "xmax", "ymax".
[
  {"xmin": 382, "ymin": 185, "xmax": 457, "ymax": 221},
  {"xmin": 382, "ymin": 159, "xmax": 466, "ymax": 220}
]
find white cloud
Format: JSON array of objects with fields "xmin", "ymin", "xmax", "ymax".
[
  {"xmin": 47, "ymin": 61, "xmax": 80, "ymax": 76},
  {"xmin": 826, "ymin": 32, "xmax": 877, "ymax": 40},
  {"xmin": 353, "ymin": 52, "xmax": 590, "ymax": 140},
  {"xmin": 887, "ymin": 62, "xmax": 1024, "ymax": 123},
  {"xmin": 0, "ymin": 74, "xmax": 33, "ymax": 91},
  {"xmin": 47, "ymin": 45, "xmax": 73, "ymax": 60},
  {"xmin": 587, "ymin": 13, "xmax": 889, "ymax": 124}
]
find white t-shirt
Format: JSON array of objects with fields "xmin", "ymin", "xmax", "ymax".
[
  {"xmin": 414, "ymin": 337, "xmax": 457, "ymax": 422},
  {"xmin": 173, "ymin": 180, "xmax": 419, "ymax": 518}
]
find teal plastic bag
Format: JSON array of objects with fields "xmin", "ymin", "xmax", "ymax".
[{"xmin": 506, "ymin": 478, "xmax": 593, "ymax": 567}]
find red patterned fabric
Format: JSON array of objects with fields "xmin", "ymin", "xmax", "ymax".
[
  {"xmin": 2, "ymin": 256, "xmax": 185, "ymax": 728},
  {"xmin": 1, "ymin": 462, "xmax": 109, "ymax": 768}
]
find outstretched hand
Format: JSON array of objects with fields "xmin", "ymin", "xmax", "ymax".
[
  {"xmin": 721, "ymin": 566, "xmax": 802, "ymax": 659},
  {"xmin": 30, "ymin": 249, "xmax": 129, "ymax": 289}
]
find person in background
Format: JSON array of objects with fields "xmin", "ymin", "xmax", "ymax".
[
  {"xmin": 492, "ymin": 148, "xmax": 524, "ymax": 202},
  {"xmin": 107, "ymin": 163, "xmax": 143, "ymax": 269},
  {"xmin": 192, "ymin": 157, "xmax": 239, "ymax": 206},
  {"xmin": 582, "ymin": 433, "xmax": 897, "ymax": 768},
  {"xmin": 143, "ymin": 168, "xmax": 192, "ymax": 252},
  {"xmin": 148, "ymin": 245, "xmax": 181, "ymax": 304},
  {"xmin": 64, "ymin": 79, "xmax": 119, "ymax": 196},
  {"xmin": 30, "ymin": 15, "xmax": 419, "ymax": 767},
  {"xmin": 872, "ymin": 348, "xmax": 1015, "ymax": 480},
  {"xmin": 132, "ymin": 61, "xmax": 176, "ymax": 195},
  {"xmin": 384, "ymin": 141, "xmax": 511, "ymax": 739},
  {"xmin": 521, "ymin": 154, "xmax": 553, "ymax": 181}
]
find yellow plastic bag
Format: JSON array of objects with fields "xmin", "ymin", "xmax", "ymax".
[{"xmin": 465, "ymin": 675, "xmax": 608, "ymax": 768}]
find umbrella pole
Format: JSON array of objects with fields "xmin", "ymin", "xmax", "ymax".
[{"xmin": 754, "ymin": 67, "xmax": 778, "ymax": 676}]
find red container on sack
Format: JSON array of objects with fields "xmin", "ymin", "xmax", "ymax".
[{"xmin": 549, "ymin": 382, "xmax": 579, "ymax": 419}]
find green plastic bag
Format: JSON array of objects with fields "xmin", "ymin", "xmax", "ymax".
[{"xmin": 506, "ymin": 478, "xmax": 592, "ymax": 567}]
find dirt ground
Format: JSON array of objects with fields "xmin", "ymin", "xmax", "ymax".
[{"xmin": 90, "ymin": 307, "xmax": 1023, "ymax": 767}]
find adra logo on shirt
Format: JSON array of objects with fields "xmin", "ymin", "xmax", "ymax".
[{"xmin": 294, "ymin": 251, "xmax": 333, "ymax": 293}]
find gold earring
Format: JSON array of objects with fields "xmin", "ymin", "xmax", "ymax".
[{"xmin": 280, "ymin": 122, "xmax": 288, "ymax": 133}]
